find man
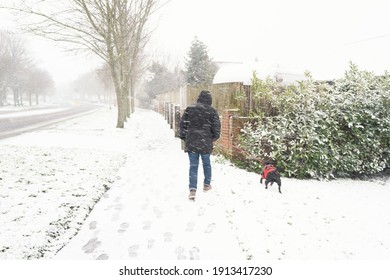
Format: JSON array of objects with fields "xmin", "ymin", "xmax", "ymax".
[{"xmin": 179, "ymin": 90, "xmax": 221, "ymax": 200}]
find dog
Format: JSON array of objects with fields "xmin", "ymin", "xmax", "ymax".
[{"xmin": 260, "ymin": 161, "xmax": 282, "ymax": 194}]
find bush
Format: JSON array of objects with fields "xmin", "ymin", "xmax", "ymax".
[{"xmin": 239, "ymin": 63, "xmax": 390, "ymax": 179}]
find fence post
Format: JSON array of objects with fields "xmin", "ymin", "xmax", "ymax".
[
  {"xmin": 169, "ymin": 103, "xmax": 174, "ymax": 129},
  {"xmin": 159, "ymin": 101, "xmax": 164, "ymax": 115},
  {"xmin": 164, "ymin": 102, "xmax": 169, "ymax": 121},
  {"xmin": 174, "ymin": 105, "xmax": 181, "ymax": 138}
]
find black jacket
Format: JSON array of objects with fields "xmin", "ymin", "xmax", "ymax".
[{"xmin": 179, "ymin": 91, "xmax": 221, "ymax": 154}]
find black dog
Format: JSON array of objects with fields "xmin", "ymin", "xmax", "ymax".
[{"xmin": 260, "ymin": 161, "xmax": 282, "ymax": 194}]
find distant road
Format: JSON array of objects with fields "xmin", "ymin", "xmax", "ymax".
[{"xmin": 0, "ymin": 104, "xmax": 101, "ymax": 139}]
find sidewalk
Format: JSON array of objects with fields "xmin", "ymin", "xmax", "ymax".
[
  {"xmin": 54, "ymin": 108, "xmax": 245, "ymax": 260},
  {"xmin": 3, "ymin": 107, "xmax": 389, "ymax": 260}
]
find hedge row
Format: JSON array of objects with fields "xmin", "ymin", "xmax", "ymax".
[{"xmin": 239, "ymin": 63, "xmax": 390, "ymax": 179}]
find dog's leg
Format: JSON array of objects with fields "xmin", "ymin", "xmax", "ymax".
[{"xmin": 277, "ymin": 177, "xmax": 282, "ymax": 194}]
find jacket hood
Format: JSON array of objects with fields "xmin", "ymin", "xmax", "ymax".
[{"xmin": 197, "ymin": 90, "xmax": 212, "ymax": 106}]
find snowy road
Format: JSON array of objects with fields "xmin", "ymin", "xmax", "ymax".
[{"xmin": 0, "ymin": 104, "xmax": 100, "ymax": 139}]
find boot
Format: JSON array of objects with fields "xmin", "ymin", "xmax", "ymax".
[
  {"xmin": 188, "ymin": 189, "xmax": 196, "ymax": 200},
  {"xmin": 203, "ymin": 184, "xmax": 212, "ymax": 192}
]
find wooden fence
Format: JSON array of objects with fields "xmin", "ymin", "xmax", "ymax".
[
  {"xmin": 153, "ymin": 82, "xmax": 249, "ymax": 116},
  {"xmin": 153, "ymin": 82, "xmax": 259, "ymax": 158}
]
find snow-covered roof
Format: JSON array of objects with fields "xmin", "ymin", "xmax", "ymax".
[
  {"xmin": 213, "ymin": 62, "xmax": 265, "ymax": 85},
  {"xmin": 213, "ymin": 62, "xmax": 306, "ymax": 85}
]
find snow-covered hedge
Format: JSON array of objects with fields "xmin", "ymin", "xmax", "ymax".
[{"xmin": 239, "ymin": 63, "xmax": 390, "ymax": 179}]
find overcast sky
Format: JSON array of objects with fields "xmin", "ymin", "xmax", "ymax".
[
  {"xmin": 152, "ymin": 0, "xmax": 390, "ymax": 79},
  {"xmin": 1, "ymin": 0, "xmax": 390, "ymax": 84}
]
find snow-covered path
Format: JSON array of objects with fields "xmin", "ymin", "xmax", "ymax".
[
  {"xmin": 54, "ymin": 109, "xmax": 245, "ymax": 260},
  {"xmin": 1, "ymin": 107, "xmax": 390, "ymax": 261}
]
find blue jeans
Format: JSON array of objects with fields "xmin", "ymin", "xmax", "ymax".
[{"xmin": 188, "ymin": 152, "xmax": 211, "ymax": 190}]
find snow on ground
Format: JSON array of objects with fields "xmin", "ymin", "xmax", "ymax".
[
  {"xmin": 0, "ymin": 108, "xmax": 126, "ymax": 259},
  {"xmin": 0, "ymin": 107, "xmax": 390, "ymax": 261}
]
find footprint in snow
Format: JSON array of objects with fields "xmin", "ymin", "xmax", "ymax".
[
  {"xmin": 198, "ymin": 207, "xmax": 205, "ymax": 216},
  {"xmin": 89, "ymin": 221, "xmax": 97, "ymax": 230},
  {"xmin": 147, "ymin": 239, "xmax": 155, "ymax": 249},
  {"xmin": 142, "ymin": 221, "xmax": 152, "ymax": 230},
  {"xmin": 189, "ymin": 247, "xmax": 200, "ymax": 260},
  {"xmin": 114, "ymin": 204, "xmax": 123, "ymax": 211},
  {"xmin": 82, "ymin": 238, "xmax": 101, "ymax": 253},
  {"xmin": 118, "ymin": 222, "xmax": 129, "ymax": 233},
  {"xmin": 175, "ymin": 246, "xmax": 186, "ymax": 260},
  {"xmin": 96, "ymin": 254, "xmax": 109, "ymax": 260},
  {"xmin": 128, "ymin": 245, "xmax": 139, "ymax": 258},
  {"xmin": 164, "ymin": 232, "xmax": 173, "ymax": 242},
  {"xmin": 153, "ymin": 207, "xmax": 163, "ymax": 218},
  {"xmin": 186, "ymin": 222, "xmax": 195, "ymax": 232},
  {"xmin": 204, "ymin": 223, "xmax": 216, "ymax": 234}
]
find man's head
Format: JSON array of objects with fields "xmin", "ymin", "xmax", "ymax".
[{"xmin": 197, "ymin": 90, "xmax": 212, "ymax": 106}]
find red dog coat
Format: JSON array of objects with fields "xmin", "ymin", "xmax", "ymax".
[{"xmin": 261, "ymin": 164, "xmax": 277, "ymax": 179}]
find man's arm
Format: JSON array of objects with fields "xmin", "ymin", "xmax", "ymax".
[{"xmin": 179, "ymin": 109, "xmax": 189, "ymax": 140}]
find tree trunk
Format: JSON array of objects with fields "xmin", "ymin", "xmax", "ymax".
[
  {"xmin": 116, "ymin": 96, "xmax": 125, "ymax": 128},
  {"xmin": 0, "ymin": 88, "xmax": 4, "ymax": 107},
  {"xmin": 113, "ymin": 71, "xmax": 128, "ymax": 128},
  {"xmin": 125, "ymin": 96, "xmax": 130, "ymax": 119},
  {"xmin": 122, "ymin": 78, "xmax": 131, "ymax": 119},
  {"xmin": 13, "ymin": 88, "xmax": 18, "ymax": 106},
  {"xmin": 114, "ymin": 86, "xmax": 126, "ymax": 128},
  {"xmin": 108, "ymin": 56, "xmax": 126, "ymax": 128},
  {"xmin": 130, "ymin": 78, "xmax": 135, "ymax": 114}
]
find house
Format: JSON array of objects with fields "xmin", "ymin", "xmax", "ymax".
[{"xmin": 213, "ymin": 61, "xmax": 306, "ymax": 85}]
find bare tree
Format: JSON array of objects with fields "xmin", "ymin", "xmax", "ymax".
[
  {"xmin": 0, "ymin": 31, "xmax": 11, "ymax": 106},
  {"xmin": 23, "ymin": 67, "xmax": 55, "ymax": 105},
  {"xmin": 0, "ymin": 30, "xmax": 32, "ymax": 106},
  {"xmin": 1, "ymin": 0, "xmax": 160, "ymax": 128}
]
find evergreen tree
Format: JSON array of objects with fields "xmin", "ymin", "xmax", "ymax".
[
  {"xmin": 144, "ymin": 61, "xmax": 183, "ymax": 99},
  {"xmin": 185, "ymin": 37, "xmax": 217, "ymax": 85}
]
